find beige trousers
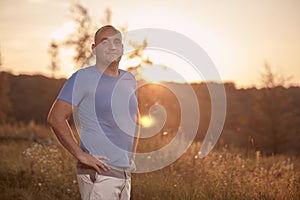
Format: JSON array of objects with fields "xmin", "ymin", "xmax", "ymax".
[{"xmin": 76, "ymin": 165, "xmax": 131, "ymax": 200}]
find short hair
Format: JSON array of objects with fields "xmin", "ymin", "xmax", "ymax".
[{"xmin": 94, "ymin": 25, "xmax": 121, "ymax": 43}]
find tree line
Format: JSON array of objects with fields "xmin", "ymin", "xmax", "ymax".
[{"xmin": 0, "ymin": 71, "xmax": 299, "ymax": 155}]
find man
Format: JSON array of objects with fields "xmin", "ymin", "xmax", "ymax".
[{"xmin": 47, "ymin": 25, "xmax": 139, "ymax": 200}]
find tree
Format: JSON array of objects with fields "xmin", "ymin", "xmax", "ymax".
[
  {"xmin": 0, "ymin": 47, "xmax": 12, "ymax": 123},
  {"xmin": 250, "ymin": 63, "xmax": 295, "ymax": 154},
  {"xmin": 63, "ymin": 3, "xmax": 94, "ymax": 69},
  {"xmin": 100, "ymin": 8, "xmax": 112, "ymax": 25},
  {"xmin": 0, "ymin": 72, "xmax": 12, "ymax": 123},
  {"xmin": 259, "ymin": 62, "xmax": 291, "ymax": 88},
  {"xmin": 48, "ymin": 40, "xmax": 60, "ymax": 78},
  {"xmin": 126, "ymin": 39, "xmax": 153, "ymax": 78}
]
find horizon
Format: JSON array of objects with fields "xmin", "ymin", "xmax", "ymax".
[{"xmin": 1, "ymin": 67, "xmax": 299, "ymax": 90}]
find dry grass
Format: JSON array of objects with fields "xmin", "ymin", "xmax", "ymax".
[{"xmin": 0, "ymin": 124, "xmax": 299, "ymax": 200}]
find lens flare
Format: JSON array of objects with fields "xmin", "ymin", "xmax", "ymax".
[{"xmin": 139, "ymin": 115, "xmax": 153, "ymax": 127}]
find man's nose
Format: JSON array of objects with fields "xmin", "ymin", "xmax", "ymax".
[{"xmin": 108, "ymin": 40, "xmax": 117, "ymax": 49}]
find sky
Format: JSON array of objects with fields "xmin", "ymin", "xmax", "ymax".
[{"xmin": 0, "ymin": 0, "xmax": 299, "ymax": 88}]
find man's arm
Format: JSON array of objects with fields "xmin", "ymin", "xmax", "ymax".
[
  {"xmin": 130, "ymin": 112, "xmax": 140, "ymax": 172},
  {"xmin": 47, "ymin": 99, "xmax": 109, "ymax": 173},
  {"xmin": 132, "ymin": 128, "xmax": 140, "ymax": 161},
  {"xmin": 132, "ymin": 111, "xmax": 141, "ymax": 160}
]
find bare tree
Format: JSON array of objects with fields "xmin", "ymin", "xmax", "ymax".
[
  {"xmin": 99, "ymin": 8, "xmax": 128, "ymax": 34},
  {"xmin": 259, "ymin": 62, "xmax": 292, "ymax": 88},
  {"xmin": 251, "ymin": 63, "xmax": 294, "ymax": 154},
  {"xmin": 64, "ymin": 3, "xmax": 94, "ymax": 68},
  {"xmin": 100, "ymin": 8, "xmax": 112, "ymax": 25},
  {"xmin": 125, "ymin": 39, "xmax": 153, "ymax": 78},
  {"xmin": 48, "ymin": 40, "xmax": 60, "ymax": 78},
  {"xmin": 127, "ymin": 40, "xmax": 153, "ymax": 65}
]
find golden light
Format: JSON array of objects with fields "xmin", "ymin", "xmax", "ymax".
[
  {"xmin": 139, "ymin": 115, "xmax": 153, "ymax": 127},
  {"xmin": 50, "ymin": 21, "xmax": 76, "ymax": 41},
  {"xmin": 138, "ymin": 65, "xmax": 166, "ymax": 83},
  {"xmin": 127, "ymin": 50, "xmax": 203, "ymax": 83}
]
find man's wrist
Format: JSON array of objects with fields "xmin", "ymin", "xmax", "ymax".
[
  {"xmin": 74, "ymin": 149, "xmax": 86, "ymax": 161},
  {"xmin": 130, "ymin": 159, "xmax": 136, "ymax": 172}
]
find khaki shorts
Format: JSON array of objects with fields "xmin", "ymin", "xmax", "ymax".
[{"xmin": 76, "ymin": 162, "xmax": 131, "ymax": 200}]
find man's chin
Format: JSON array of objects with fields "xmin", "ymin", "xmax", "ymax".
[
  {"xmin": 104, "ymin": 60, "xmax": 120, "ymax": 68},
  {"xmin": 109, "ymin": 56, "xmax": 121, "ymax": 64}
]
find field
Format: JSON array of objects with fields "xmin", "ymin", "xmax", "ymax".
[{"xmin": 0, "ymin": 123, "xmax": 299, "ymax": 200}]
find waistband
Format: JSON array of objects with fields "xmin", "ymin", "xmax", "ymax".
[{"xmin": 76, "ymin": 161, "xmax": 131, "ymax": 180}]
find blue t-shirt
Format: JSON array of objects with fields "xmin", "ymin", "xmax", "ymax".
[{"xmin": 57, "ymin": 66, "xmax": 138, "ymax": 168}]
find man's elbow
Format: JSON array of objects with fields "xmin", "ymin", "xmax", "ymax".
[
  {"xmin": 47, "ymin": 100, "xmax": 72, "ymax": 127},
  {"xmin": 47, "ymin": 112, "xmax": 56, "ymax": 127},
  {"xmin": 47, "ymin": 110, "xmax": 70, "ymax": 128},
  {"xmin": 47, "ymin": 110, "xmax": 64, "ymax": 127}
]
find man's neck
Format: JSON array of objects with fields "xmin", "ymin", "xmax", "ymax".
[{"xmin": 96, "ymin": 62, "xmax": 119, "ymax": 77}]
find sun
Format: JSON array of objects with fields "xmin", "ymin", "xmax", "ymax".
[{"xmin": 139, "ymin": 115, "xmax": 153, "ymax": 127}]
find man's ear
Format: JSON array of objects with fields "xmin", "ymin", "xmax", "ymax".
[{"xmin": 91, "ymin": 44, "xmax": 96, "ymax": 54}]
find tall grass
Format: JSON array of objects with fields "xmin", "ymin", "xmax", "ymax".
[{"xmin": 0, "ymin": 124, "xmax": 299, "ymax": 200}]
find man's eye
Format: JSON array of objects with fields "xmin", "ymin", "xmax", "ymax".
[
  {"xmin": 114, "ymin": 39, "xmax": 122, "ymax": 45},
  {"xmin": 101, "ymin": 40, "xmax": 109, "ymax": 45}
]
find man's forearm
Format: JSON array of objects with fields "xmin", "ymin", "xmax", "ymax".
[
  {"xmin": 49, "ymin": 119, "xmax": 83, "ymax": 159},
  {"xmin": 132, "ymin": 137, "xmax": 138, "ymax": 160},
  {"xmin": 132, "ymin": 120, "xmax": 140, "ymax": 161}
]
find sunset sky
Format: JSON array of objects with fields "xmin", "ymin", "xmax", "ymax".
[{"xmin": 0, "ymin": 0, "xmax": 299, "ymax": 88}]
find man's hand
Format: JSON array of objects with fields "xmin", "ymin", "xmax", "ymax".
[
  {"xmin": 130, "ymin": 159, "xmax": 136, "ymax": 173},
  {"xmin": 77, "ymin": 152, "xmax": 110, "ymax": 174}
]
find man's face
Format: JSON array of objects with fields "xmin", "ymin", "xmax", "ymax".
[{"xmin": 93, "ymin": 28, "xmax": 123, "ymax": 67}]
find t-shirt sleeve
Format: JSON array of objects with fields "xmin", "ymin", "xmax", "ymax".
[{"xmin": 57, "ymin": 72, "xmax": 81, "ymax": 106}]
